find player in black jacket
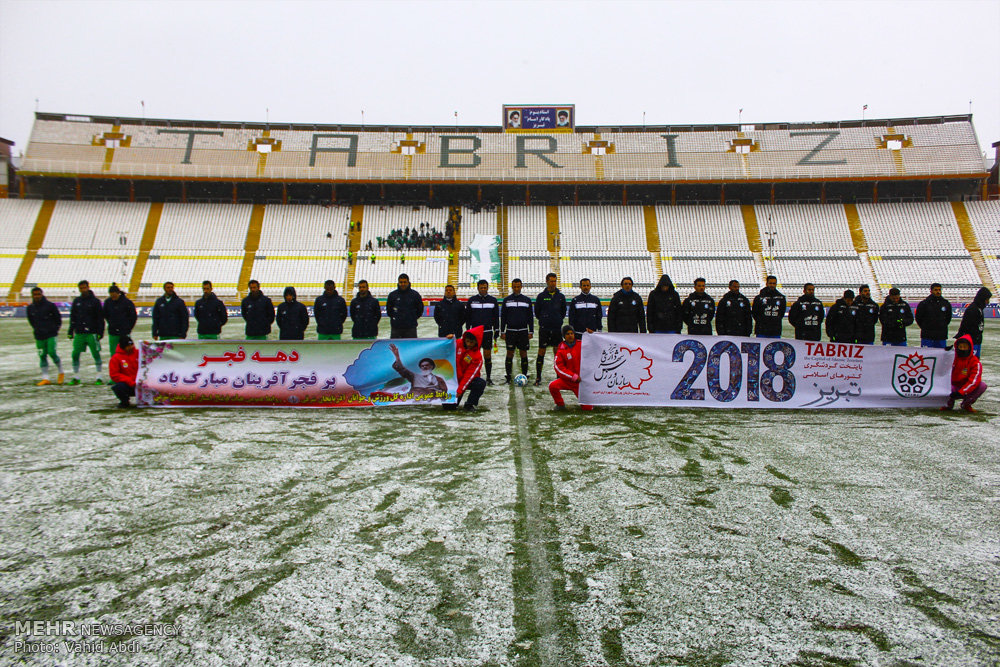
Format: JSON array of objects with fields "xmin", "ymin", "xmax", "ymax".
[
  {"xmin": 534, "ymin": 273, "xmax": 567, "ymax": 385},
  {"xmin": 879, "ymin": 288, "xmax": 914, "ymax": 346},
  {"xmin": 501, "ymin": 278, "xmax": 534, "ymax": 383},
  {"xmin": 466, "ymin": 280, "xmax": 500, "ymax": 383},
  {"xmin": 277, "ymin": 286, "xmax": 310, "ymax": 340},
  {"xmin": 915, "ymin": 283, "xmax": 952, "ymax": 348},
  {"xmin": 386, "ymin": 273, "xmax": 423, "ymax": 339},
  {"xmin": 241, "ymin": 280, "xmax": 275, "ymax": 340},
  {"xmin": 853, "ymin": 285, "xmax": 880, "ymax": 344},
  {"xmin": 681, "ymin": 278, "xmax": 716, "ymax": 335},
  {"xmin": 103, "ymin": 284, "xmax": 138, "ymax": 353},
  {"xmin": 752, "ymin": 275, "xmax": 786, "ymax": 338},
  {"xmin": 646, "ymin": 274, "xmax": 682, "ymax": 334},
  {"xmin": 313, "ymin": 280, "xmax": 348, "ymax": 340},
  {"xmin": 826, "ymin": 290, "xmax": 857, "ymax": 343},
  {"xmin": 433, "ymin": 284, "xmax": 465, "ymax": 338},
  {"xmin": 608, "ymin": 276, "xmax": 646, "ymax": 333},
  {"xmin": 349, "ymin": 280, "xmax": 381, "ymax": 339},
  {"xmin": 68, "ymin": 279, "xmax": 105, "ymax": 385},
  {"xmin": 716, "ymin": 280, "xmax": 752, "ymax": 337},
  {"xmin": 787, "ymin": 283, "xmax": 824, "ymax": 341},
  {"xmin": 193, "ymin": 280, "xmax": 228, "ymax": 339},
  {"xmin": 27, "ymin": 287, "xmax": 64, "ymax": 385},
  {"xmin": 152, "ymin": 281, "xmax": 189, "ymax": 341},
  {"xmin": 568, "ymin": 278, "xmax": 602, "ymax": 336},
  {"xmin": 955, "ymin": 286, "xmax": 991, "ymax": 356}
]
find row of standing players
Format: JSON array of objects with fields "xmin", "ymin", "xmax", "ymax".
[{"xmin": 25, "ymin": 273, "xmax": 991, "ymax": 410}]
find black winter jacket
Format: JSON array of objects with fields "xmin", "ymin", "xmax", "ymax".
[
  {"xmin": 788, "ymin": 295, "xmax": 825, "ymax": 341},
  {"xmin": 386, "ymin": 287, "xmax": 423, "ymax": 329},
  {"xmin": 915, "ymin": 294, "xmax": 952, "ymax": 341},
  {"xmin": 314, "ymin": 291, "xmax": 348, "ymax": 336},
  {"xmin": 879, "ymin": 299, "xmax": 914, "ymax": 343},
  {"xmin": 103, "ymin": 295, "xmax": 137, "ymax": 337},
  {"xmin": 350, "ymin": 293, "xmax": 381, "ymax": 338},
  {"xmin": 681, "ymin": 292, "xmax": 716, "ymax": 335},
  {"xmin": 608, "ymin": 289, "xmax": 646, "ymax": 333},
  {"xmin": 241, "ymin": 292, "xmax": 275, "ymax": 337},
  {"xmin": 152, "ymin": 295, "xmax": 189, "ymax": 339},
  {"xmin": 27, "ymin": 297, "xmax": 62, "ymax": 340},
  {"xmin": 825, "ymin": 299, "xmax": 856, "ymax": 343},
  {"xmin": 70, "ymin": 291, "xmax": 104, "ymax": 336},
  {"xmin": 646, "ymin": 276, "xmax": 682, "ymax": 333},
  {"xmin": 194, "ymin": 293, "xmax": 228, "ymax": 336},
  {"xmin": 955, "ymin": 287, "xmax": 992, "ymax": 346},
  {"xmin": 434, "ymin": 297, "xmax": 465, "ymax": 337},
  {"xmin": 752, "ymin": 288, "xmax": 786, "ymax": 337},
  {"xmin": 716, "ymin": 291, "xmax": 752, "ymax": 336}
]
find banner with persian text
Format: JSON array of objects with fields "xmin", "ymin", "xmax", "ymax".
[
  {"xmin": 138, "ymin": 339, "xmax": 458, "ymax": 408},
  {"xmin": 579, "ymin": 333, "xmax": 953, "ymax": 409}
]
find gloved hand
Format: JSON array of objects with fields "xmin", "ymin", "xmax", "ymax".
[
  {"xmin": 949, "ymin": 391, "xmax": 962, "ymax": 401},
  {"xmin": 96, "ymin": 334, "xmax": 103, "ymax": 341},
  {"xmin": 67, "ymin": 331, "xmax": 74, "ymax": 339},
  {"xmin": 572, "ymin": 374, "xmax": 580, "ymax": 383},
  {"xmin": 944, "ymin": 345, "xmax": 954, "ymax": 352}
]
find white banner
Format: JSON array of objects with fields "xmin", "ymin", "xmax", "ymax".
[{"xmin": 580, "ymin": 333, "xmax": 953, "ymax": 409}]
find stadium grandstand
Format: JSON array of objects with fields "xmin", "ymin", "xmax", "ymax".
[{"xmin": 2, "ymin": 111, "xmax": 998, "ymax": 305}]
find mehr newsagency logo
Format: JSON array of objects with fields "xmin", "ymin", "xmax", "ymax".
[{"xmin": 891, "ymin": 352, "xmax": 936, "ymax": 398}]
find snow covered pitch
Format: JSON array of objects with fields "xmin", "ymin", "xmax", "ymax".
[{"xmin": 1, "ymin": 319, "xmax": 998, "ymax": 665}]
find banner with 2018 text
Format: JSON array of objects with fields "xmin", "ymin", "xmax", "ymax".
[
  {"xmin": 138, "ymin": 339, "xmax": 458, "ymax": 408},
  {"xmin": 580, "ymin": 333, "xmax": 953, "ymax": 409}
]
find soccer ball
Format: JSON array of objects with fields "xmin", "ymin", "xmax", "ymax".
[{"xmin": 513, "ymin": 374, "xmax": 529, "ymax": 387}]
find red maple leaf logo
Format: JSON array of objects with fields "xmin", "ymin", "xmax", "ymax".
[
  {"xmin": 618, "ymin": 346, "xmax": 654, "ymax": 390},
  {"xmin": 899, "ymin": 352, "xmax": 929, "ymax": 377}
]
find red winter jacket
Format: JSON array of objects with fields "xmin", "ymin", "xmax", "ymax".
[
  {"xmin": 109, "ymin": 343, "xmax": 139, "ymax": 386},
  {"xmin": 951, "ymin": 334, "xmax": 983, "ymax": 395},
  {"xmin": 554, "ymin": 339, "xmax": 581, "ymax": 383},
  {"xmin": 456, "ymin": 326, "xmax": 484, "ymax": 394}
]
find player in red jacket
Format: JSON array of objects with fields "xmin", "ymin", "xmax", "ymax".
[
  {"xmin": 549, "ymin": 325, "xmax": 593, "ymax": 411},
  {"xmin": 942, "ymin": 334, "xmax": 987, "ymax": 413},
  {"xmin": 108, "ymin": 336, "xmax": 139, "ymax": 407},
  {"xmin": 446, "ymin": 325, "xmax": 487, "ymax": 411}
]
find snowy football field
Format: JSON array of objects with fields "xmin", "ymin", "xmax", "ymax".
[{"xmin": 1, "ymin": 319, "xmax": 998, "ymax": 666}]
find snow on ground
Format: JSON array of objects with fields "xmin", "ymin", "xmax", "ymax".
[{"xmin": 0, "ymin": 319, "xmax": 998, "ymax": 665}]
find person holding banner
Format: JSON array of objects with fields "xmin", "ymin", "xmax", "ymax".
[
  {"xmin": 646, "ymin": 274, "xmax": 682, "ymax": 334},
  {"xmin": 350, "ymin": 280, "xmax": 381, "ymax": 340},
  {"xmin": 277, "ymin": 286, "xmax": 310, "ymax": 340},
  {"xmin": 314, "ymin": 280, "xmax": 348, "ymax": 341},
  {"xmin": 682, "ymin": 278, "xmax": 716, "ymax": 335},
  {"xmin": 434, "ymin": 285, "xmax": 465, "ymax": 338},
  {"xmin": 501, "ymin": 279, "xmax": 534, "ymax": 384},
  {"xmin": 854, "ymin": 285, "xmax": 880, "ymax": 345},
  {"xmin": 108, "ymin": 336, "xmax": 138, "ymax": 408},
  {"xmin": 569, "ymin": 278, "xmax": 602, "ymax": 337},
  {"xmin": 444, "ymin": 326, "xmax": 487, "ymax": 412},
  {"xmin": 386, "ymin": 273, "xmax": 423, "ymax": 339},
  {"xmin": 826, "ymin": 290, "xmax": 857, "ymax": 344},
  {"xmin": 608, "ymin": 277, "xmax": 647, "ymax": 334},
  {"xmin": 152, "ymin": 282, "xmax": 189, "ymax": 341},
  {"xmin": 788, "ymin": 283, "xmax": 824, "ymax": 341},
  {"xmin": 916, "ymin": 283, "xmax": 951, "ymax": 349},
  {"xmin": 716, "ymin": 280, "xmax": 752, "ymax": 337},
  {"xmin": 752, "ymin": 275, "xmax": 786, "ymax": 338},
  {"xmin": 241, "ymin": 280, "xmax": 275, "ymax": 340},
  {"xmin": 879, "ymin": 288, "xmax": 914, "ymax": 346},
  {"xmin": 549, "ymin": 325, "xmax": 592, "ymax": 412},
  {"xmin": 194, "ymin": 280, "xmax": 228, "ymax": 340},
  {"xmin": 942, "ymin": 335, "xmax": 987, "ymax": 413}
]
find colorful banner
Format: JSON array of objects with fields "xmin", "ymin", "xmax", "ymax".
[
  {"xmin": 138, "ymin": 339, "xmax": 458, "ymax": 408},
  {"xmin": 468, "ymin": 234, "xmax": 502, "ymax": 284},
  {"xmin": 503, "ymin": 104, "xmax": 575, "ymax": 131},
  {"xmin": 580, "ymin": 333, "xmax": 953, "ymax": 409}
]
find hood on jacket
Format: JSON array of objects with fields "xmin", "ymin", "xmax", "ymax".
[
  {"xmin": 283, "ymin": 286, "xmax": 297, "ymax": 300},
  {"xmin": 463, "ymin": 325, "xmax": 484, "ymax": 350},
  {"xmin": 973, "ymin": 287, "xmax": 992, "ymax": 307},
  {"xmin": 656, "ymin": 275, "xmax": 675, "ymax": 292},
  {"xmin": 955, "ymin": 334, "xmax": 975, "ymax": 358}
]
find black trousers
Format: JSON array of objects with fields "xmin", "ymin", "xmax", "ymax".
[
  {"xmin": 112, "ymin": 381, "xmax": 134, "ymax": 405},
  {"xmin": 390, "ymin": 327, "xmax": 418, "ymax": 339},
  {"xmin": 460, "ymin": 377, "xmax": 487, "ymax": 408}
]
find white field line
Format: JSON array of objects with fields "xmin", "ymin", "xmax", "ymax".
[{"xmin": 513, "ymin": 386, "xmax": 560, "ymax": 666}]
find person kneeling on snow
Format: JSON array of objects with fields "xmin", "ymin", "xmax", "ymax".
[
  {"xmin": 445, "ymin": 325, "xmax": 487, "ymax": 411},
  {"xmin": 549, "ymin": 325, "xmax": 592, "ymax": 411},
  {"xmin": 109, "ymin": 336, "xmax": 138, "ymax": 408},
  {"xmin": 942, "ymin": 334, "xmax": 987, "ymax": 413}
]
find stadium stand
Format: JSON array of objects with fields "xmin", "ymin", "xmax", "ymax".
[{"xmin": 0, "ymin": 199, "xmax": 43, "ymax": 295}]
